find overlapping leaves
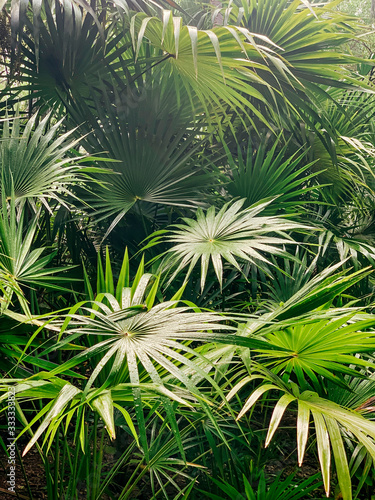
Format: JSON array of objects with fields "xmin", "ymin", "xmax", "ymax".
[
  {"xmin": 14, "ymin": 250, "xmax": 234, "ymax": 458},
  {"xmin": 0, "ymin": 196, "xmax": 75, "ymax": 314},
  {"xmin": 231, "ymin": 372, "xmax": 375, "ymax": 500}
]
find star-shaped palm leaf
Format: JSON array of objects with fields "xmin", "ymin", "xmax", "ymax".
[
  {"xmin": 147, "ymin": 199, "xmax": 312, "ymax": 290},
  {"xmin": 40, "ymin": 267, "xmax": 235, "ymax": 456}
]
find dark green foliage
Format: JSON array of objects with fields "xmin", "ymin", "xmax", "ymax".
[{"xmin": 0, "ymin": 1, "xmax": 375, "ymax": 499}]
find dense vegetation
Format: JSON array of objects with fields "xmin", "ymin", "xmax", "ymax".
[{"xmin": 1, "ymin": 0, "xmax": 375, "ymax": 498}]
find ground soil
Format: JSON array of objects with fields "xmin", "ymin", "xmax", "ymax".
[{"xmin": 0, "ymin": 437, "xmax": 47, "ymax": 499}]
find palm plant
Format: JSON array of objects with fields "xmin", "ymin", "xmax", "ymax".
[
  {"xmin": 1, "ymin": 250, "xmax": 233, "ymax": 461},
  {"xmin": 0, "ymin": 196, "xmax": 76, "ymax": 315},
  {"xmin": 223, "ymin": 135, "xmax": 320, "ymax": 214},
  {"xmin": 69, "ymin": 87, "xmax": 216, "ymax": 229},
  {"xmin": 1, "ymin": 0, "xmax": 375, "ymax": 499},
  {"xmin": 17, "ymin": 1, "xmax": 124, "ymax": 113},
  {"xmin": 228, "ymin": 369, "xmax": 375, "ymax": 500},
  {"xmin": 0, "ymin": 112, "xmax": 91, "ymax": 210},
  {"xmin": 219, "ymin": 0, "xmax": 370, "ymax": 130},
  {"xmin": 146, "ymin": 199, "xmax": 311, "ymax": 290}
]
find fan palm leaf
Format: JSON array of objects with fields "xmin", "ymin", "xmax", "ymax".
[
  {"xmin": 15, "ymin": 1, "xmax": 131, "ymax": 113},
  {"xmin": 130, "ymin": 11, "xmax": 285, "ymax": 128},
  {"xmin": 230, "ymin": 0, "xmax": 361, "ymax": 84},
  {"xmin": 179, "ymin": 265, "xmax": 373, "ymax": 389},
  {"xmin": 147, "ymin": 198, "xmax": 312, "ymax": 290},
  {"xmin": 33, "ymin": 257, "xmax": 235, "ymax": 456},
  {"xmin": 0, "ymin": 112, "xmax": 92, "ymax": 210},
  {"xmin": 51, "ymin": 299, "xmax": 232, "ymax": 394},
  {"xmin": 224, "ymin": 134, "xmax": 320, "ymax": 213},
  {"xmin": 69, "ymin": 85, "xmax": 215, "ymax": 230},
  {"xmin": 255, "ymin": 314, "xmax": 375, "ymax": 389},
  {"xmin": 223, "ymin": 0, "xmax": 373, "ymax": 130}
]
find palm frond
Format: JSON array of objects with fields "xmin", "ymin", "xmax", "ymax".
[
  {"xmin": 0, "ymin": 112, "xmax": 91, "ymax": 210},
  {"xmin": 231, "ymin": 370, "xmax": 375, "ymax": 500},
  {"xmin": 224, "ymin": 134, "xmax": 320, "ymax": 213},
  {"xmin": 256, "ymin": 314, "xmax": 375, "ymax": 389},
  {"xmin": 147, "ymin": 198, "xmax": 312, "ymax": 290},
  {"xmin": 70, "ymin": 86, "xmax": 215, "ymax": 230}
]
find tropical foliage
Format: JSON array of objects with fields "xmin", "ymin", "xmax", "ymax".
[{"xmin": 1, "ymin": 0, "xmax": 375, "ymax": 499}]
